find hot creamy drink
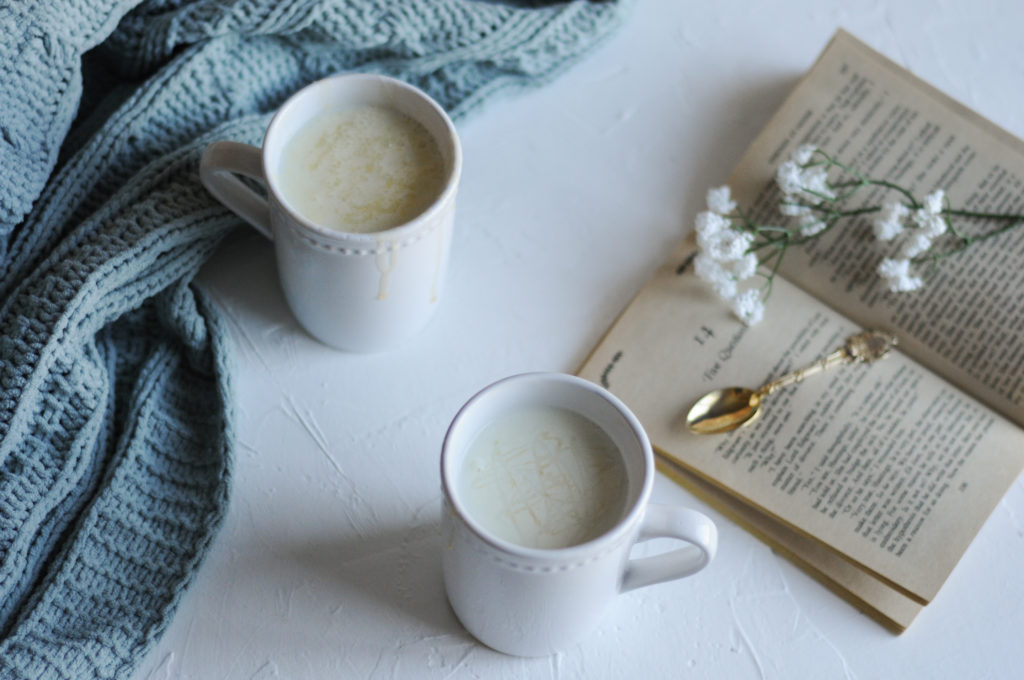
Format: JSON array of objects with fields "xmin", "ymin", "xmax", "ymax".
[
  {"xmin": 458, "ymin": 406, "xmax": 628, "ymax": 550},
  {"xmin": 278, "ymin": 105, "xmax": 446, "ymax": 233}
]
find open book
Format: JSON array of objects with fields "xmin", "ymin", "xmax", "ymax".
[{"xmin": 577, "ymin": 30, "xmax": 1024, "ymax": 632}]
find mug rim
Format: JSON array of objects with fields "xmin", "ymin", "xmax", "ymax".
[
  {"xmin": 261, "ymin": 72, "xmax": 462, "ymax": 244},
  {"xmin": 441, "ymin": 372, "xmax": 655, "ymax": 563}
]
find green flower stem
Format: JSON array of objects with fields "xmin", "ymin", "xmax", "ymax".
[
  {"xmin": 940, "ymin": 208, "xmax": 1024, "ymax": 242},
  {"xmin": 733, "ymin": 206, "xmax": 766, "ymax": 233},
  {"xmin": 866, "ymin": 179, "xmax": 919, "ymax": 208},
  {"xmin": 942, "ymin": 208, "xmax": 1024, "ymax": 220},
  {"xmin": 749, "ymin": 232, "xmax": 791, "ymax": 252},
  {"xmin": 832, "ymin": 206, "xmax": 880, "ymax": 218},
  {"xmin": 914, "ymin": 217, "xmax": 1024, "ymax": 263},
  {"xmin": 816, "ymin": 151, "xmax": 921, "ymax": 208},
  {"xmin": 750, "ymin": 225, "xmax": 794, "ymax": 234},
  {"xmin": 825, "ymin": 178, "xmax": 872, "ymax": 202},
  {"xmin": 781, "ymin": 200, "xmax": 879, "ymax": 219},
  {"xmin": 756, "ymin": 240, "xmax": 789, "ymax": 296}
]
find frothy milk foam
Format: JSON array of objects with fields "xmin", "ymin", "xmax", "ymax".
[
  {"xmin": 278, "ymin": 105, "xmax": 446, "ymax": 233},
  {"xmin": 458, "ymin": 406, "xmax": 628, "ymax": 550}
]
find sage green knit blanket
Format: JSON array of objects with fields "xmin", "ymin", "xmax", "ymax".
[{"xmin": 0, "ymin": 1, "xmax": 626, "ymax": 677}]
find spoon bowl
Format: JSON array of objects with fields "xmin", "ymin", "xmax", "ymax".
[{"xmin": 686, "ymin": 387, "xmax": 763, "ymax": 434}]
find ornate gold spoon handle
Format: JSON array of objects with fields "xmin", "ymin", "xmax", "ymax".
[
  {"xmin": 757, "ymin": 329, "xmax": 898, "ymax": 397},
  {"xmin": 686, "ymin": 329, "xmax": 899, "ymax": 434}
]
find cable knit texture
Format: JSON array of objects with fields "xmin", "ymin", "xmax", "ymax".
[{"xmin": 0, "ymin": 1, "xmax": 626, "ymax": 678}]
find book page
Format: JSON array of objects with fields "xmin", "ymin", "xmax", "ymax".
[
  {"xmin": 655, "ymin": 456, "xmax": 923, "ymax": 632},
  {"xmin": 577, "ymin": 241, "xmax": 1024, "ymax": 605},
  {"xmin": 726, "ymin": 30, "xmax": 1024, "ymax": 427}
]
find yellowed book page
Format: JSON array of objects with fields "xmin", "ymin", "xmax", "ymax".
[
  {"xmin": 655, "ymin": 456, "xmax": 922, "ymax": 633},
  {"xmin": 577, "ymin": 242, "xmax": 1024, "ymax": 604},
  {"xmin": 727, "ymin": 29, "xmax": 1024, "ymax": 426}
]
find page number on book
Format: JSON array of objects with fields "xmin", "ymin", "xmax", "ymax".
[{"xmin": 693, "ymin": 326, "xmax": 714, "ymax": 346}]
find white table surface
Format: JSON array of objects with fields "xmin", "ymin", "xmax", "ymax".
[{"xmin": 133, "ymin": 1, "xmax": 1024, "ymax": 677}]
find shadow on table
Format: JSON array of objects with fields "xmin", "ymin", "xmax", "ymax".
[
  {"xmin": 278, "ymin": 519, "xmax": 475, "ymax": 642},
  {"xmin": 667, "ymin": 71, "xmax": 802, "ymax": 249},
  {"xmin": 198, "ymin": 227, "xmax": 306, "ymax": 337}
]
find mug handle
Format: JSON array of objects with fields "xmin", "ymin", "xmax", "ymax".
[
  {"xmin": 620, "ymin": 504, "xmax": 718, "ymax": 593},
  {"xmin": 199, "ymin": 140, "xmax": 273, "ymax": 239}
]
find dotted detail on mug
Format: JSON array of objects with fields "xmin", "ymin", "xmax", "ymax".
[
  {"xmin": 486, "ymin": 551, "xmax": 605, "ymax": 573},
  {"xmin": 286, "ymin": 213, "xmax": 441, "ymax": 255},
  {"xmin": 465, "ymin": 525, "xmax": 634, "ymax": 573}
]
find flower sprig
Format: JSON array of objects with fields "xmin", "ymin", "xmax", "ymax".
[{"xmin": 693, "ymin": 144, "xmax": 1024, "ymax": 325}]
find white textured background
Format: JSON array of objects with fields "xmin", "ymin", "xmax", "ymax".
[{"xmin": 135, "ymin": 1, "xmax": 1024, "ymax": 678}]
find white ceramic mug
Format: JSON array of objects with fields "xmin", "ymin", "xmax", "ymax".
[
  {"xmin": 441, "ymin": 373, "xmax": 717, "ymax": 657},
  {"xmin": 199, "ymin": 74, "xmax": 462, "ymax": 351}
]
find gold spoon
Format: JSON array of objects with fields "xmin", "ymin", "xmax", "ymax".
[{"xmin": 685, "ymin": 329, "xmax": 898, "ymax": 435}]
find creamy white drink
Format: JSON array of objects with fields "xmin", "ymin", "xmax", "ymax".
[
  {"xmin": 278, "ymin": 105, "xmax": 446, "ymax": 233},
  {"xmin": 459, "ymin": 406, "xmax": 628, "ymax": 550}
]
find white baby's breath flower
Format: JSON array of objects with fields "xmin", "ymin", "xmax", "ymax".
[
  {"xmin": 799, "ymin": 213, "xmax": 827, "ymax": 237},
  {"xmin": 877, "ymin": 257, "xmax": 923, "ymax": 292},
  {"xmin": 776, "ymin": 161, "xmax": 804, "ymax": 197},
  {"xmin": 800, "ymin": 166, "xmax": 835, "ymax": 200},
  {"xmin": 891, "ymin": 273, "xmax": 923, "ymax": 293},
  {"xmin": 708, "ymin": 229, "xmax": 755, "ymax": 262},
  {"xmin": 910, "ymin": 189, "xmax": 947, "ymax": 237},
  {"xmin": 695, "ymin": 224, "xmax": 759, "ymax": 305},
  {"xmin": 694, "ymin": 211, "xmax": 729, "ymax": 250},
  {"xmin": 692, "ymin": 145, "xmax": 990, "ymax": 323},
  {"xmin": 730, "ymin": 252, "xmax": 759, "ymax": 281},
  {"xmin": 696, "ymin": 250, "xmax": 720, "ymax": 280},
  {"xmin": 900, "ymin": 231, "xmax": 933, "ymax": 259},
  {"xmin": 873, "ymin": 201, "xmax": 909, "ymax": 241},
  {"xmin": 780, "ymin": 202, "xmax": 811, "ymax": 217},
  {"xmin": 706, "ymin": 186, "xmax": 737, "ymax": 216},
  {"xmin": 730, "ymin": 288, "xmax": 765, "ymax": 326},
  {"xmin": 694, "ymin": 253, "xmax": 736, "ymax": 299},
  {"xmin": 913, "ymin": 210, "xmax": 947, "ymax": 238},
  {"xmin": 922, "ymin": 189, "xmax": 945, "ymax": 215},
  {"xmin": 793, "ymin": 144, "xmax": 818, "ymax": 165},
  {"xmin": 713, "ymin": 277, "xmax": 737, "ymax": 300},
  {"xmin": 776, "ymin": 157, "xmax": 834, "ymax": 202},
  {"xmin": 877, "ymin": 257, "xmax": 907, "ymax": 279},
  {"xmin": 694, "ymin": 252, "xmax": 725, "ymax": 283}
]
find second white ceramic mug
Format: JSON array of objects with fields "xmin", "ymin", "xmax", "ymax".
[
  {"xmin": 200, "ymin": 73, "xmax": 462, "ymax": 351},
  {"xmin": 441, "ymin": 373, "xmax": 718, "ymax": 656}
]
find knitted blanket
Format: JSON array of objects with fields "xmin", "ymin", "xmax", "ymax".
[{"xmin": 0, "ymin": 1, "xmax": 626, "ymax": 678}]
